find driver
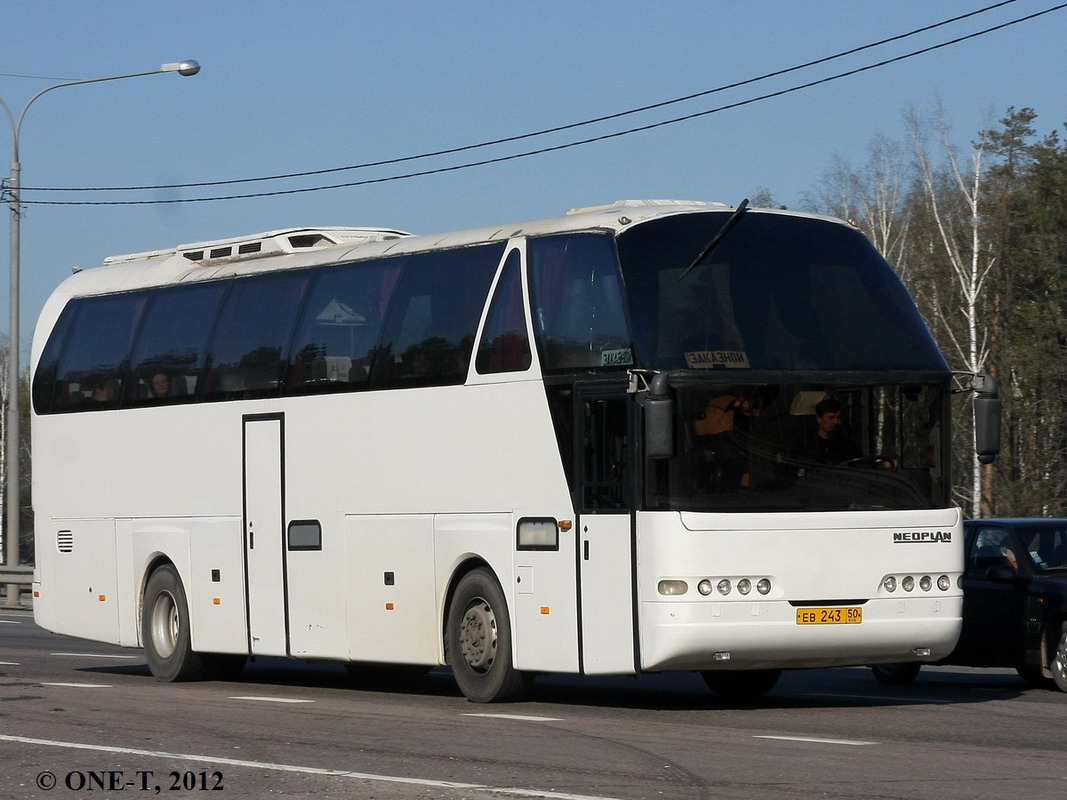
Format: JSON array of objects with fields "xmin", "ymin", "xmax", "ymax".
[{"xmin": 795, "ymin": 397, "xmax": 860, "ymax": 464}]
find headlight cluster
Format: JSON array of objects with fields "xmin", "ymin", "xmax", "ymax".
[
  {"xmin": 658, "ymin": 577, "xmax": 773, "ymax": 597},
  {"xmin": 881, "ymin": 574, "xmax": 952, "ymax": 593}
]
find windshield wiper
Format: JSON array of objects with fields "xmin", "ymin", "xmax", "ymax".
[{"xmin": 676, "ymin": 198, "xmax": 749, "ymax": 283}]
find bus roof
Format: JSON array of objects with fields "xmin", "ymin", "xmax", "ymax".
[{"xmin": 58, "ymin": 199, "xmax": 850, "ymax": 300}]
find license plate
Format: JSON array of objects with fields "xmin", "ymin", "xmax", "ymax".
[{"xmin": 796, "ymin": 607, "xmax": 862, "ymax": 625}]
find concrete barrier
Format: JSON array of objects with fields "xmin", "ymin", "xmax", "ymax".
[{"xmin": 2, "ymin": 564, "xmax": 32, "ymax": 608}]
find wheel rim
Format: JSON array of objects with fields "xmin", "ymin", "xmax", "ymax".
[
  {"xmin": 149, "ymin": 590, "xmax": 179, "ymax": 660},
  {"xmin": 1054, "ymin": 633, "xmax": 1067, "ymax": 683},
  {"xmin": 458, "ymin": 596, "xmax": 497, "ymax": 674}
]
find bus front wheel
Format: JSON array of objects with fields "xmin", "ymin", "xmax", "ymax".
[
  {"xmin": 447, "ymin": 568, "xmax": 530, "ymax": 703},
  {"xmin": 142, "ymin": 564, "xmax": 207, "ymax": 682}
]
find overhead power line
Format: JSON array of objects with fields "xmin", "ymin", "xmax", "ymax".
[
  {"xmin": 16, "ymin": 0, "xmax": 1067, "ymax": 206},
  {"xmin": 21, "ymin": 0, "xmax": 1026, "ymax": 194}
]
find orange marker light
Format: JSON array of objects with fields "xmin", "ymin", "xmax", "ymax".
[
  {"xmin": 540, "ymin": 607, "xmax": 550, "ymax": 615},
  {"xmin": 386, "ymin": 602, "xmax": 395, "ymax": 610},
  {"xmin": 98, "ymin": 595, "xmax": 106, "ymax": 602},
  {"xmin": 213, "ymin": 598, "xmax": 221, "ymax": 605}
]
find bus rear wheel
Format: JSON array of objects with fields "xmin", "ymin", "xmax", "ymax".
[
  {"xmin": 142, "ymin": 564, "xmax": 207, "ymax": 682},
  {"xmin": 700, "ymin": 669, "xmax": 781, "ymax": 700},
  {"xmin": 447, "ymin": 568, "xmax": 530, "ymax": 703}
]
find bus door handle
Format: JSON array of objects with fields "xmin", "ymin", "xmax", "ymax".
[{"xmin": 584, "ymin": 540, "xmax": 590, "ymax": 561}]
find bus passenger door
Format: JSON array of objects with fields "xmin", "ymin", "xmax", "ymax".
[
  {"xmin": 576, "ymin": 390, "xmax": 636, "ymax": 674},
  {"xmin": 242, "ymin": 414, "xmax": 288, "ymax": 656}
]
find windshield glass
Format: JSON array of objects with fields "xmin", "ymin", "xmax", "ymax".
[
  {"xmin": 616, "ymin": 212, "xmax": 948, "ymax": 372},
  {"xmin": 645, "ymin": 380, "xmax": 949, "ymax": 512}
]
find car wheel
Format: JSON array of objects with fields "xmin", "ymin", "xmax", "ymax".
[
  {"xmin": 1050, "ymin": 624, "xmax": 1067, "ymax": 693},
  {"xmin": 870, "ymin": 662, "xmax": 921, "ymax": 685}
]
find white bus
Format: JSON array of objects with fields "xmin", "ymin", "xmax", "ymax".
[{"xmin": 31, "ymin": 199, "xmax": 999, "ymax": 702}]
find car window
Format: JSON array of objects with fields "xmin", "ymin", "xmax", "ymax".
[{"xmin": 968, "ymin": 527, "xmax": 1022, "ymax": 575}]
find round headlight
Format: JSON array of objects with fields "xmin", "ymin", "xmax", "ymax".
[
  {"xmin": 938, "ymin": 575, "xmax": 952, "ymax": 591},
  {"xmin": 697, "ymin": 579, "xmax": 713, "ymax": 596},
  {"xmin": 717, "ymin": 579, "xmax": 732, "ymax": 596},
  {"xmin": 883, "ymin": 576, "xmax": 897, "ymax": 592},
  {"xmin": 756, "ymin": 578, "xmax": 772, "ymax": 595},
  {"xmin": 919, "ymin": 575, "xmax": 933, "ymax": 592},
  {"xmin": 737, "ymin": 579, "xmax": 752, "ymax": 595},
  {"xmin": 902, "ymin": 575, "xmax": 915, "ymax": 592}
]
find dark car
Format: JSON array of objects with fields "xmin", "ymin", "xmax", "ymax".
[{"xmin": 871, "ymin": 518, "xmax": 1067, "ymax": 691}]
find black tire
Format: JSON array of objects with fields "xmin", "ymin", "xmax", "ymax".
[
  {"xmin": 141, "ymin": 564, "xmax": 207, "ymax": 682},
  {"xmin": 700, "ymin": 669, "xmax": 781, "ymax": 699},
  {"xmin": 446, "ymin": 568, "xmax": 530, "ymax": 703},
  {"xmin": 1050, "ymin": 624, "xmax": 1067, "ymax": 693},
  {"xmin": 870, "ymin": 662, "xmax": 922, "ymax": 685}
]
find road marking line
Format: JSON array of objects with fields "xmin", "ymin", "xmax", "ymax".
[
  {"xmin": 0, "ymin": 734, "xmax": 624, "ymax": 800},
  {"xmin": 0, "ymin": 620, "xmax": 20, "ymax": 624},
  {"xmin": 462, "ymin": 713, "xmax": 564, "ymax": 722},
  {"xmin": 754, "ymin": 735, "xmax": 876, "ymax": 746},
  {"xmin": 41, "ymin": 682, "xmax": 113, "ymax": 688},
  {"xmin": 0, "ymin": 661, "xmax": 19, "ymax": 665},
  {"xmin": 52, "ymin": 652, "xmax": 139, "ymax": 659},
  {"xmin": 229, "ymin": 696, "xmax": 315, "ymax": 704}
]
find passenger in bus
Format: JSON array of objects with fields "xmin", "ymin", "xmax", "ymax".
[
  {"xmin": 149, "ymin": 371, "xmax": 171, "ymax": 399},
  {"xmin": 693, "ymin": 390, "xmax": 763, "ymax": 490}
]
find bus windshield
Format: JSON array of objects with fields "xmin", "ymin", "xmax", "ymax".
[
  {"xmin": 646, "ymin": 380, "xmax": 949, "ymax": 512},
  {"xmin": 616, "ymin": 212, "xmax": 949, "ymax": 373}
]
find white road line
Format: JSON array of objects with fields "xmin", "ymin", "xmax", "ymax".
[
  {"xmin": 0, "ymin": 661, "xmax": 19, "ymax": 665},
  {"xmin": 462, "ymin": 713, "xmax": 564, "ymax": 722},
  {"xmin": 0, "ymin": 620, "xmax": 20, "ymax": 624},
  {"xmin": 0, "ymin": 734, "xmax": 625, "ymax": 800},
  {"xmin": 754, "ymin": 735, "xmax": 876, "ymax": 746},
  {"xmin": 41, "ymin": 682, "xmax": 113, "ymax": 689},
  {"xmin": 52, "ymin": 652, "xmax": 139, "ymax": 659},
  {"xmin": 229, "ymin": 696, "xmax": 315, "ymax": 704}
]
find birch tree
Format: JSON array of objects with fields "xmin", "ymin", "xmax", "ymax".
[{"xmin": 906, "ymin": 106, "xmax": 995, "ymax": 517}]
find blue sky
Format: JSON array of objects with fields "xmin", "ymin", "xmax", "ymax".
[{"xmin": 2, "ymin": 0, "xmax": 1065, "ymax": 350}]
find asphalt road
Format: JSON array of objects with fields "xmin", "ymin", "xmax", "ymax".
[{"xmin": 2, "ymin": 608, "xmax": 1065, "ymax": 799}]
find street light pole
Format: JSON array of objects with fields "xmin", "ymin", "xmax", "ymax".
[{"xmin": 0, "ymin": 60, "xmax": 200, "ymax": 606}]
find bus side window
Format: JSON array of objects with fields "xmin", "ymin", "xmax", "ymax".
[
  {"xmin": 373, "ymin": 244, "xmax": 503, "ymax": 389},
  {"xmin": 204, "ymin": 272, "xmax": 310, "ymax": 401},
  {"xmin": 127, "ymin": 283, "xmax": 226, "ymax": 406},
  {"xmin": 527, "ymin": 233, "xmax": 632, "ymax": 372},
  {"xmin": 35, "ymin": 293, "xmax": 146, "ymax": 413},
  {"xmin": 476, "ymin": 249, "xmax": 531, "ymax": 374},
  {"xmin": 286, "ymin": 258, "xmax": 399, "ymax": 394}
]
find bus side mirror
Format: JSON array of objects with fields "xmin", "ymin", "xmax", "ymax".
[
  {"xmin": 639, "ymin": 373, "xmax": 674, "ymax": 460},
  {"xmin": 973, "ymin": 373, "xmax": 1001, "ymax": 465}
]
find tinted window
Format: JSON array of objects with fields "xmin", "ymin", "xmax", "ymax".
[
  {"xmin": 527, "ymin": 233, "xmax": 633, "ymax": 372},
  {"xmin": 373, "ymin": 244, "xmax": 504, "ymax": 388},
  {"xmin": 286, "ymin": 258, "xmax": 401, "ymax": 393},
  {"xmin": 616, "ymin": 213, "xmax": 949, "ymax": 372},
  {"xmin": 36, "ymin": 293, "xmax": 147, "ymax": 412},
  {"xmin": 127, "ymin": 283, "xmax": 227, "ymax": 405},
  {"xmin": 205, "ymin": 272, "xmax": 310, "ymax": 400},
  {"xmin": 476, "ymin": 249, "xmax": 531, "ymax": 374}
]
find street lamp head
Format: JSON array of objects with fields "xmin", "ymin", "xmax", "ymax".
[{"xmin": 160, "ymin": 60, "xmax": 201, "ymax": 77}]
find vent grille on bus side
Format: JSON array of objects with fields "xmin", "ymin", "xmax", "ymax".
[{"xmin": 57, "ymin": 530, "xmax": 74, "ymax": 553}]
